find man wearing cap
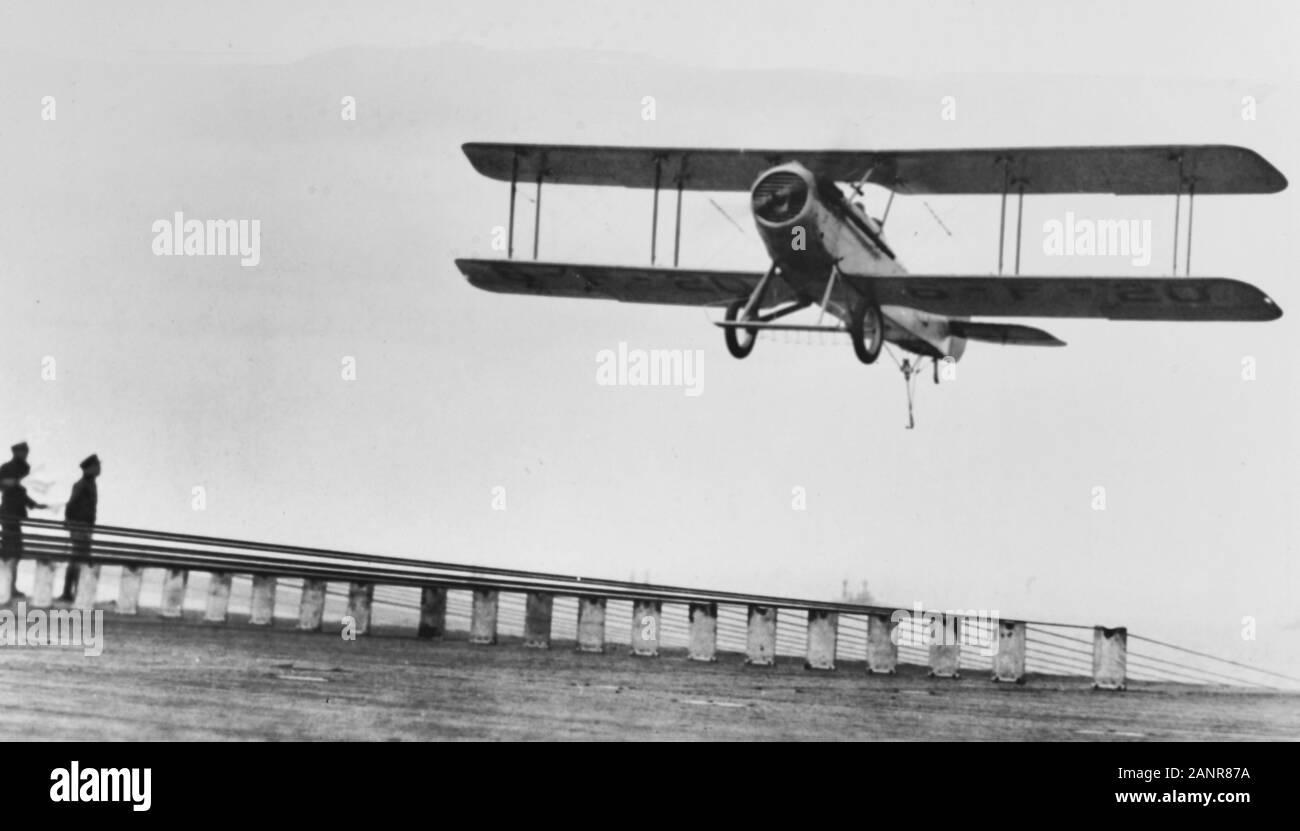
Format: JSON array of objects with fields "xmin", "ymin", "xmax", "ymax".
[
  {"xmin": 59, "ymin": 454, "xmax": 101, "ymax": 602},
  {"xmin": 1, "ymin": 442, "xmax": 48, "ymax": 599},
  {"xmin": 0, "ymin": 442, "xmax": 30, "ymax": 492}
]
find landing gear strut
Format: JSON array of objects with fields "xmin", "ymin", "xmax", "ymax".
[
  {"xmin": 723, "ymin": 264, "xmax": 776, "ymax": 359},
  {"xmin": 722, "ymin": 265, "xmax": 818, "ymax": 359}
]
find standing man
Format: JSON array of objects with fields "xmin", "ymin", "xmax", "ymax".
[
  {"xmin": 0, "ymin": 442, "xmax": 29, "ymax": 495},
  {"xmin": 1, "ymin": 441, "xmax": 48, "ymax": 600},
  {"xmin": 60, "ymin": 454, "xmax": 101, "ymax": 602}
]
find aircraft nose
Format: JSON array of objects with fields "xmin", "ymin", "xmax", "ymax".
[{"xmin": 751, "ymin": 168, "xmax": 810, "ymax": 225}]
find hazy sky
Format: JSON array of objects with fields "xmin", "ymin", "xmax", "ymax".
[{"xmin": 1, "ymin": 0, "xmax": 1298, "ymax": 673}]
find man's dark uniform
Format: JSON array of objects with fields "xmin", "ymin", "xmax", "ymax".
[
  {"xmin": 1, "ymin": 442, "xmax": 44, "ymax": 601},
  {"xmin": 0, "ymin": 458, "xmax": 34, "ymax": 559},
  {"xmin": 61, "ymin": 455, "xmax": 99, "ymax": 601},
  {"xmin": 1, "ymin": 462, "xmax": 36, "ymax": 603}
]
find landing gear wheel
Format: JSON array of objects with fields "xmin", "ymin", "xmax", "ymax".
[
  {"xmin": 849, "ymin": 299, "xmax": 883, "ymax": 364},
  {"xmin": 724, "ymin": 299, "xmax": 759, "ymax": 359}
]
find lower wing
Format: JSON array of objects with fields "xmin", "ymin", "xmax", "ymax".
[
  {"xmin": 455, "ymin": 258, "xmax": 791, "ymax": 306},
  {"xmin": 853, "ymin": 274, "xmax": 1281, "ymax": 322},
  {"xmin": 455, "ymin": 259, "xmax": 1282, "ymax": 322}
]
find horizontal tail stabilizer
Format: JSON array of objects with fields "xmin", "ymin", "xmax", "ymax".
[
  {"xmin": 713, "ymin": 321, "xmax": 846, "ymax": 333},
  {"xmin": 948, "ymin": 321, "xmax": 1066, "ymax": 346}
]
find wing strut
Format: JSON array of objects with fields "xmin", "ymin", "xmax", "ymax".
[
  {"xmin": 650, "ymin": 156, "xmax": 662, "ymax": 264},
  {"xmin": 1171, "ymin": 156, "xmax": 1182, "ymax": 274},
  {"xmin": 673, "ymin": 176, "xmax": 684, "ymax": 266},
  {"xmin": 532, "ymin": 169, "xmax": 543, "ymax": 260},
  {"xmin": 507, "ymin": 152, "xmax": 518, "ymax": 259},
  {"xmin": 1169, "ymin": 155, "xmax": 1198, "ymax": 276},
  {"xmin": 997, "ymin": 160, "xmax": 1009, "ymax": 274},
  {"xmin": 1014, "ymin": 181, "xmax": 1025, "ymax": 275},
  {"xmin": 995, "ymin": 158, "xmax": 1028, "ymax": 275}
]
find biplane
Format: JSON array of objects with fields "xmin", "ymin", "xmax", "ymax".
[{"xmin": 455, "ymin": 143, "xmax": 1285, "ymax": 424}]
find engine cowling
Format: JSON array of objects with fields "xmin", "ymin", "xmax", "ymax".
[{"xmin": 751, "ymin": 168, "xmax": 810, "ymax": 225}]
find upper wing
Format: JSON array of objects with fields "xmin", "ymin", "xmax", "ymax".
[
  {"xmin": 853, "ymin": 275, "xmax": 1282, "ymax": 322},
  {"xmin": 455, "ymin": 258, "xmax": 794, "ymax": 307},
  {"xmin": 463, "ymin": 143, "xmax": 1287, "ymax": 195}
]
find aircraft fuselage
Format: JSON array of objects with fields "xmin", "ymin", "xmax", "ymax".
[{"xmin": 750, "ymin": 162, "xmax": 966, "ymax": 361}]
